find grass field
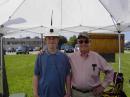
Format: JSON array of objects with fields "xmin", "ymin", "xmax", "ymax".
[
  {"xmin": 5, "ymin": 54, "xmax": 36, "ymax": 97},
  {"xmin": 4, "ymin": 53, "xmax": 130, "ymax": 97}
]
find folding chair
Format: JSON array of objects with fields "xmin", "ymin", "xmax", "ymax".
[{"xmin": 102, "ymin": 72, "xmax": 127, "ymax": 97}]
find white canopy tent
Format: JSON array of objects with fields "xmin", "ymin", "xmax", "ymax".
[
  {"xmin": 1, "ymin": 0, "xmax": 130, "ymax": 96},
  {"xmin": 99, "ymin": 0, "xmax": 130, "ymax": 32},
  {"xmin": 1, "ymin": 0, "xmax": 130, "ymax": 73},
  {"xmin": 99, "ymin": 0, "xmax": 130, "ymax": 73},
  {"xmin": 0, "ymin": 0, "xmax": 25, "ymax": 36},
  {"xmin": 6, "ymin": 0, "xmax": 114, "ymax": 33},
  {"xmin": 0, "ymin": 1, "xmax": 24, "ymax": 96},
  {"xmin": 100, "ymin": 0, "xmax": 130, "ymax": 24},
  {"xmin": 0, "ymin": 0, "xmax": 24, "ymax": 25}
]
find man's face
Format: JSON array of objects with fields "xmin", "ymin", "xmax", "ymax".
[
  {"xmin": 45, "ymin": 36, "xmax": 59, "ymax": 49},
  {"xmin": 77, "ymin": 38, "xmax": 90, "ymax": 53}
]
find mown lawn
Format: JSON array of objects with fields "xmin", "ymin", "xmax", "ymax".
[
  {"xmin": 5, "ymin": 54, "xmax": 36, "ymax": 97},
  {"xmin": 4, "ymin": 53, "xmax": 130, "ymax": 97},
  {"xmin": 112, "ymin": 53, "xmax": 130, "ymax": 96}
]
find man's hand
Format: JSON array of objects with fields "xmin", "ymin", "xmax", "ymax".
[
  {"xmin": 38, "ymin": 49, "xmax": 45, "ymax": 55},
  {"xmin": 34, "ymin": 93, "xmax": 39, "ymax": 97},
  {"xmin": 64, "ymin": 93, "xmax": 71, "ymax": 97},
  {"xmin": 92, "ymin": 84, "xmax": 105, "ymax": 97}
]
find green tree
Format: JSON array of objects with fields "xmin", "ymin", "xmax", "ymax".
[{"xmin": 67, "ymin": 35, "xmax": 77, "ymax": 47}]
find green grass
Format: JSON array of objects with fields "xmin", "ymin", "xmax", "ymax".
[
  {"xmin": 4, "ymin": 53, "xmax": 130, "ymax": 97},
  {"xmin": 4, "ymin": 54, "xmax": 36, "ymax": 97},
  {"xmin": 112, "ymin": 53, "xmax": 130, "ymax": 96},
  {"xmin": 0, "ymin": 72, "xmax": 3, "ymax": 93}
]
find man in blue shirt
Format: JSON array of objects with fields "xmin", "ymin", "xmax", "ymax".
[{"xmin": 33, "ymin": 29, "xmax": 71, "ymax": 97}]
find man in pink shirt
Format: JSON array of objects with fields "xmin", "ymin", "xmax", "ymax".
[{"xmin": 69, "ymin": 32, "xmax": 114, "ymax": 97}]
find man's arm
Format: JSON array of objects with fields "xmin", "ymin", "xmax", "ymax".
[
  {"xmin": 102, "ymin": 70, "xmax": 114, "ymax": 88},
  {"xmin": 98, "ymin": 53, "xmax": 114, "ymax": 88},
  {"xmin": 93, "ymin": 53, "xmax": 114, "ymax": 96},
  {"xmin": 93, "ymin": 70, "xmax": 114, "ymax": 96},
  {"xmin": 64, "ymin": 74, "xmax": 71, "ymax": 97},
  {"xmin": 33, "ymin": 75, "xmax": 39, "ymax": 97}
]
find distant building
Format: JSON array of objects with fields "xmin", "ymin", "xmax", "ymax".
[
  {"xmin": 3, "ymin": 37, "xmax": 44, "ymax": 49},
  {"xmin": 125, "ymin": 41, "xmax": 130, "ymax": 50}
]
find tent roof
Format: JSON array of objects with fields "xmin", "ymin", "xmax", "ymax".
[
  {"xmin": 8, "ymin": 0, "xmax": 114, "ymax": 30},
  {"xmin": 0, "ymin": 0, "xmax": 24, "ymax": 25}
]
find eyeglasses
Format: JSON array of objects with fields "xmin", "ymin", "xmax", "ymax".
[{"xmin": 78, "ymin": 40, "xmax": 89, "ymax": 44}]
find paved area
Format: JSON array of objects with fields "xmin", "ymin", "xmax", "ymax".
[
  {"xmin": 124, "ymin": 50, "xmax": 130, "ymax": 53},
  {"xmin": 5, "ymin": 51, "xmax": 39, "ymax": 55}
]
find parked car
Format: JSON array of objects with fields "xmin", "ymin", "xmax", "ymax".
[
  {"xmin": 64, "ymin": 45, "xmax": 74, "ymax": 53},
  {"xmin": 6, "ymin": 47, "xmax": 15, "ymax": 52},
  {"xmin": 16, "ymin": 46, "xmax": 29, "ymax": 54},
  {"xmin": 28, "ymin": 46, "xmax": 34, "ymax": 51},
  {"xmin": 33, "ymin": 47, "xmax": 41, "ymax": 51}
]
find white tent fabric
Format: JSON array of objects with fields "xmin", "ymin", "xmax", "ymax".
[
  {"xmin": 1, "ymin": 0, "xmax": 128, "ymax": 72},
  {"xmin": 8, "ymin": 0, "xmax": 114, "ymax": 33},
  {"xmin": 0, "ymin": 0, "xmax": 9, "ymax": 5},
  {"xmin": 100, "ymin": 23, "xmax": 130, "ymax": 32},
  {"xmin": 4, "ymin": 29, "xmax": 41, "ymax": 38},
  {"xmin": 0, "ymin": 0, "xmax": 24, "ymax": 25},
  {"xmin": 97, "ymin": 0, "xmax": 130, "ymax": 73},
  {"xmin": 100, "ymin": 0, "xmax": 130, "ymax": 24},
  {"xmin": 99, "ymin": 0, "xmax": 130, "ymax": 32}
]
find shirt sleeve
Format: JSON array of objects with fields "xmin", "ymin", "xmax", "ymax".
[
  {"xmin": 65, "ymin": 55, "xmax": 71, "ymax": 76},
  {"xmin": 98, "ymin": 54, "xmax": 114, "ymax": 88},
  {"xmin": 34, "ymin": 55, "xmax": 41, "ymax": 76}
]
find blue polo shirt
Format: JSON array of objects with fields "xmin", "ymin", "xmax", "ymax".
[{"xmin": 34, "ymin": 50, "xmax": 70, "ymax": 97}]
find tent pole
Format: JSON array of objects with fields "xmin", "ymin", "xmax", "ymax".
[
  {"xmin": 0, "ymin": 32, "xmax": 9, "ymax": 97},
  {"xmin": 41, "ymin": 33, "xmax": 43, "ymax": 49},
  {"xmin": 116, "ymin": 23, "xmax": 121, "ymax": 73},
  {"xmin": 0, "ymin": 33, "xmax": 3, "ymax": 96},
  {"xmin": 118, "ymin": 31, "xmax": 121, "ymax": 73},
  {"xmin": 99, "ymin": 0, "xmax": 122, "ymax": 72},
  {"xmin": 61, "ymin": 0, "xmax": 62, "ymax": 29},
  {"xmin": 109, "ymin": 15, "xmax": 122, "ymax": 73}
]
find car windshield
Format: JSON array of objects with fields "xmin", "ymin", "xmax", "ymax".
[
  {"xmin": 17, "ymin": 46, "xmax": 26, "ymax": 50},
  {"xmin": 65, "ymin": 45, "xmax": 73, "ymax": 49}
]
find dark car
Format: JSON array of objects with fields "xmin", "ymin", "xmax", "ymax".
[
  {"xmin": 16, "ymin": 46, "xmax": 29, "ymax": 54},
  {"xmin": 28, "ymin": 46, "xmax": 34, "ymax": 51},
  {"xmin": 64, "ymin": 45, "xmax": 74, "ymax": 53}
]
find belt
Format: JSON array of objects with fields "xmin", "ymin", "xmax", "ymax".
[{"xmin": 72, "ymin": 86, "xmax": 92, "ymax": 93}]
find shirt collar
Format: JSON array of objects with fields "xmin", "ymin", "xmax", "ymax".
[
  {"xmin": 80, "ymin": 51, "xmax": 90, "ymax": 57},
  {"xmin": 45, "ymin": 49, "xmax": 60, "ymax": 55}
]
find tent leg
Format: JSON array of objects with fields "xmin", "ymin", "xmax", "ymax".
[
  {"xmin": 118, "ymin": 31, "xmax": 121, "ymax": 73},
  {"xmin": 0, "ymin": 34, "xmax": 9, "ymax": 97}
]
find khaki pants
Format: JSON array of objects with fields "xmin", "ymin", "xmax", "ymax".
[{"xmin": 72, "ymin": 89, "xmax": 99, "ymax": 97}]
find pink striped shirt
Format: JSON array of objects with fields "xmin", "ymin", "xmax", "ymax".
[{"xmin": 69, "ymin": 51, "xmax": 114, "ymax": 90}]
